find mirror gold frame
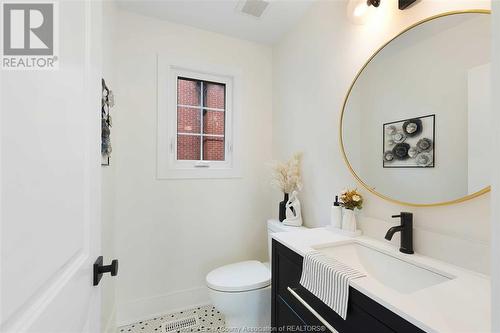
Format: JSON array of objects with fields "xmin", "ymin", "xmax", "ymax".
[{"xmin": 339, "ymin": 9, "xmax": 491, "ymax": 207}]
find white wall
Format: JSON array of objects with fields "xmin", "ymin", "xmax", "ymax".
[
  {"xmin": 345, "ymin": 15, "xmax": 490, "ymax": 204},
  {"xmin": 273, "ymin": 0, "xmax": 491, "ymax": 274},
  {"xmin": 110, "ymin": 8, "xmax": 273, "ymax": 325},
  {"xmin": 490, "ymin": 0, "xmax": 500, "ymax": 331},
  {"xmin": 101, "ymin": 2, "xmax": 118, "ymax": 332}
]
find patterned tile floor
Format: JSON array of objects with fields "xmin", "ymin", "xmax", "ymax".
[{"xmin": 117, "ymin": 305, "xmax": 225, "ymax": 333}]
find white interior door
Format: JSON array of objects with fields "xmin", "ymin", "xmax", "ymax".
[{"xmin": 1, "ymin": 1, "xmax": 103, "ymax": 332}]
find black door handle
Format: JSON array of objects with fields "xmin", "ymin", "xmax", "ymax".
[{"xmin": 93, "ymin": 256, "xmax": 118, "ymax": 286}]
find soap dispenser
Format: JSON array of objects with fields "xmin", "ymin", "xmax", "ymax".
[{"xmin": 330, "ymin": 196, "xmax": 342, "ymax": 229}]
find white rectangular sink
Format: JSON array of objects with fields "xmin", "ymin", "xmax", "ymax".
[{"xmin": 314, "ymin": 242, "xmax": 454, "ymax": 294}]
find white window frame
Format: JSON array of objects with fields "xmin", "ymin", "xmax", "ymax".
[{"xmin": 157, "ymin": 56, "xmax": 241, "ymax": 179}]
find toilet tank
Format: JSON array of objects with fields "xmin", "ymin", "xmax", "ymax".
[{"xmin": 267, "ymin": 219, "xmax": 306, "ymax": 263}]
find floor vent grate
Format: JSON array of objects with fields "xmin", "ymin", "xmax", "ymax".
[{"xmin": 162, "ymin": 316, "xmax": 199, "ymax": 333}]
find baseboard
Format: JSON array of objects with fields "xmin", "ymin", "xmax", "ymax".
[{"xmin": 116, "ymin": 286, "xmax": 210, "ymax": 327}]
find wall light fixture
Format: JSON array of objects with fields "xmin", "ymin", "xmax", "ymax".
[
  {"xmin": 399, "ymin": 0, "xmax": 417, "ymax": 10},
  {"xmin": 347, "ymin": 0, "xmax": 418, "ymax": 25}
]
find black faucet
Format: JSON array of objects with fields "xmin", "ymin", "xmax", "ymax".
[{"xmin": 385, "ymin": 212, "xmax": 414, "ymax": 254}]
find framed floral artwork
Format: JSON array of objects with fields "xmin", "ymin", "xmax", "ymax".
[
  {"xmin": 101, "ymin": 78, "xmax": 114, "ymax": 166},
  {"xmin": 383, "ymin": 114, "xmax": 435, "ymax": 168}
]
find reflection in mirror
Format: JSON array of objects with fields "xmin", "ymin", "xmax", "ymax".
[{"xmin": 342, "ymin": 13, "xmax": 491, "ymax": 205}]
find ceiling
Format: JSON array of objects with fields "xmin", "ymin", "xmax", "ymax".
[{"xmin": 116, "ymin": 0, "xmax": 315, "ymax": 44}]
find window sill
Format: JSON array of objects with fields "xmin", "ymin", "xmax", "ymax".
[{"xmin": 156, "ymin": 167, "xmax": 242, "ymax": 180}]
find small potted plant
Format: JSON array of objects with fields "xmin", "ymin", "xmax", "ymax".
[
  {"xmin": 339, "ymin": 188, "xmax": 363, "ymax": 232},
  {"xmin": 271, "ymin": 153, "xmax": 303, "ymax": 222}
]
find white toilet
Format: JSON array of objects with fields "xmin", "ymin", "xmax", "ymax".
[{"xmin": 206, "ymin": 220, "xmax": 305, "ymax": 328}]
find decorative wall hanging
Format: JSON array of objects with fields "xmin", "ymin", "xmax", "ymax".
[
  {"xmin": 383, "ymin": 115, "xmax": 435, "ymax": 168},
  {"xmin": 101, "ymin": 78, "xmax": 114, "ymax": 166}
]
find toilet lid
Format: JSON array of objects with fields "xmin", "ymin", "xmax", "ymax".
[{"xmin": 206, "ymin": 260, "xmax": 271, "ymax": 292}]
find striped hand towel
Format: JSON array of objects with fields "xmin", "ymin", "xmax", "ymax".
[{"xmin": 299, "ymin": 251, "xmax": 365, "ymax": 320}]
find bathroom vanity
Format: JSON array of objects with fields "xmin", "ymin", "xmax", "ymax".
[
  {"xmin": 271, "ymin": 239, "xmax": 424, "ymax": 332},
  {"xmin": 271, "ymin": 228, "xmax": 490, "ymax": 333}
]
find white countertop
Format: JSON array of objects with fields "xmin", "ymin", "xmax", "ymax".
[{"xmin": 272, "ymin": 227, "xmax": 491, "ymax": 333}]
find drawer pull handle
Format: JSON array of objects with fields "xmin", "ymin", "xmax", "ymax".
[{"xmin": 287, "ymin": 287, "xmax": 338, "ymax": 333}]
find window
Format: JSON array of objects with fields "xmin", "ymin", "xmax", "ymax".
[
  {"xmin": 177, "ymin": 78, "xmax": 226, "ymax": 162},
  {"xmin": 157, "ymin": 58, "xmax": 239, "ymax": 179}
]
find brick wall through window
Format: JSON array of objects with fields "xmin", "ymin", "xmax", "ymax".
[{"xmin": 177, "ymin": 78, "xmax": 226, "ymax": 161}]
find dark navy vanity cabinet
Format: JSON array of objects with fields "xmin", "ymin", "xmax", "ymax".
[{"xmin": 271, "ymin": 240, "xmax": 426, "ymax": 333}]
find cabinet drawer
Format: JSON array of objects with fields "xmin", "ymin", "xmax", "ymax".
[
  {"xmin": 276, "ymin": 296, "xmax": 307, "ymax": 329},
  {"xmin": 275, "ymin": 246, "xmax": 302, "ymax": 296},
  {"xmin": 272, "ymin": 241, "xmax": 329, "ymax": 329},
  {"xmin": 293, "ymin": 286, "xmax": 394, "ymax": 333}
]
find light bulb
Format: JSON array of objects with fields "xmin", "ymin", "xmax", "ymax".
[
  {"xmin": 353, "ymin": 3, "xmax": 368, "ymax": 17},
  {"xmin": 347, "ymin": 0, "xmax": 377, "ymax": 25}
]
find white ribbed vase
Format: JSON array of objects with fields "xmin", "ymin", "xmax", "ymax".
[{"xmin": 341, "ymin": 208, "xmax": 357, "ymax": 232}]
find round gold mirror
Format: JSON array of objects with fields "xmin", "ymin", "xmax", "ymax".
[{"xmin": 340, "ymin": 10, "xmax": 491, "ymax": 207}]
